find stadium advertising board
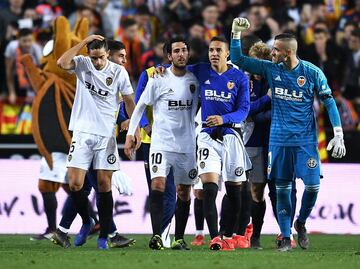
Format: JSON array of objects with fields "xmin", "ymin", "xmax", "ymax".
[{"xmin": 0, "ymin": 160, "xmax": 359, "ymax": 234}]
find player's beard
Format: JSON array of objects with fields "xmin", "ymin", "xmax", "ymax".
[{"xmin": 173, "ymin": 63, "xmax": 186, "ymax": 70}]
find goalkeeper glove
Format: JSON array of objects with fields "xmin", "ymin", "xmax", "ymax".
[
  {"xmin": 326, "ymin": 127, "xmax": 346, "ymax": 158},
  {"xmin": 232, "ymin": 17, "xmax": 250, "ymax": 39}
]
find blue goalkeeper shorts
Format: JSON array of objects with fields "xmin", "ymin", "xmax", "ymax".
[{"xmin": 267, "ymin": 144, "xmax": 320, "ymax": 185}]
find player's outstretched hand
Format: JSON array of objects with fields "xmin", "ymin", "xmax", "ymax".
[
  {"xmin": 326, "ymin": 128, "xmax": 346, "ymax": 158},
  {"xmin": 232, "ymin": 17, "xmax": 250, "ymax": 35},
  {"xmin": 124, "ymin": 135, "xmax": 137, "ymax": 160}
]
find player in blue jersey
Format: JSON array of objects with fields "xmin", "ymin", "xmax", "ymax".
[
  {"xmin": 230, "ymin": 18, "xmax": 346, "ymax": 251},
  {"xmin": 189, "ymin": 36, "xmax": 251, "ymax": 251}
]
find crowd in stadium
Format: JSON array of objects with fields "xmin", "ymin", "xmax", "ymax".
[{"xmin": 0, "ymin": 0, "xmax": 359, "ymax": 135}]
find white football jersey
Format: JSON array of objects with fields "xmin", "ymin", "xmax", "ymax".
[
  {"xmin": 140, "ymin": 68, "xmax": 199, "ymax": 153},
  {"xmin": 69, "ymin": 55, "xmax": 133, "ymax": 137}
]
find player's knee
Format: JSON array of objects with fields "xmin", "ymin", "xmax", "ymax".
[
  {"xmin": 177, "ymin": 185, "xmax": 191, "ymax": 201},
  {"xmin": 69, "ymin": 183, "xmax": 82, "ymax": 191},
  {"xmin": 251, "ymin": 183, "xmax": 265, "ymax": 202},
  {"xmin": 194, "ymin": 189, "xmax": 203, "ymax": 200},
  {"xmin": 38, "ymin": 179, "xmax": 60, "ymax": 193},
  {"xmin": 97, "ymin": 179, "xmax": 111, "ymax": 192},
  {"xmin": 151, "ymin": 178, "xmax": 165, "ymax": 192}
]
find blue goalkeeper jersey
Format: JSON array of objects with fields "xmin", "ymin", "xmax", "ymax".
[
  {"xmin": 188, "ymin": 63, "xmax": 250, "ymax": 136},
  {"xmin": 231, "ymin": 39, "xmax": 334, "ymax": 146}
]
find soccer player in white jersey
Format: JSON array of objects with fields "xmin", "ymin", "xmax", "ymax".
[
  {"xmin": 57, "ymin": 35, "xmax": 137, "ymax": 250},
  {"xmin": 125, "ymin": 37, "xmax": 199, "ymax": 250}
]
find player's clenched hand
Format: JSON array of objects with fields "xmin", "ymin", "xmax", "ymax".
[
  {"xmin": 206, "ymin": 115, "xmax": 223, "ymax": 127},
  {"xmin": 232, "ymin": 17, "xmax": 250, "ymax": 34},
  {"xmin": 326, "ymin": 127, "xmax": 346, "ymax": 158},
  {"xmin": 124, "ymin": 135, "xmax": 136, "ymax": 160}
]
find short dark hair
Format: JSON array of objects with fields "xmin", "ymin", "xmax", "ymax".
[
  {"xmin": 313, "ymin": 28, "xmax": 328, "ymax": 35},
  {"xmin": 136, "ymin": 4, "xmax": 151, "ymax": 15},
  {"xmin": 275, "ymin": 33, "xmax": 297, "ymax": 41},
  {"xmin": 18, "ymin": 28, "xmax": 33, "ymax": 38},
  {"xmin": 344, "ymin": 21, "xmax": 357, "ymax": 29},
  {"xmin": 121, "ymin": 18, "xmax": 137, "ymax": 29},
  {"xmin": 210, "ymin": 36, "xmax": 229, "ymax": 49},
  {"xmin": 351, "ymin": 28, "xmax": 360, "ymax": 38},
  {"xmin": 165, "ymin": 36, "xmax": 189, "ymax": 54},
  {"xmin": 241, "ymin": 34, "xmax": 262, "ymax": 56},
  {"xmin": 87, "ymin": 39, "xmax": 108, "ymax": 51},
  {"xmin": 210, "ymin": 35, "xmax": 228, "ymax": 44},
  {"xmin": 107, "ymin": 40, "xmax": 125, "ymax": 53}
]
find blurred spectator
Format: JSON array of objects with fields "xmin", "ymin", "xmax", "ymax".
[
  {"xmin": 162, "ymin": 20, "xmax": 185, "ymax": 39},
  {"xmin": 273, "ymin": 0, "xmax": 301, "ymax": 26},
  {"xmin": 35, "ymin": 0, "xmax": 62, "ymax": 29},
  {"xmin": 267, "ymin": 15, "xmax": 299, "ymax": 46},
  {"xmin": 187, "ymin": 21, "xmax": 208, "ymax": 63},
  {"xmin": 141, "ymin": 37, "xmax": 165, "ymax": 70},
  {"xmin": 102, "ymin": 0, "xmax": 123, "ymax": 36},
  {"xmin": 244, "ymin": 3, "xmax": 279, "ymax": 43},
  {"xmin": 22, "ymin": 6, "xmax": 52, "ymax": 47},
  {"xmin": 0, "ymin": 0, "xmax": 25, "ymax": 96},
  {"xmin": 336, "ymin": 20, "xmax": 358, "ymax": 49},
  {"xmin": 163, "ymin": 0, "xmax": 202, "ymax": 27},
  {"xmin": 300, "ymin": 2, "xmax": 327, "ymax": 45},
  {"xmin": 69, "ymin": 0, "xmax": 113, "ymax": 38},
  {"xmin": 81, "ymin": 7, "xmax": 106, "ymax": 36},
  {"xmin": 121, "ymin": 0, "xmax": 147, "ymax": 18},
  {"xmin": 116, "ymin": 17, "xmax": 145, "ymax": 83},
  {"xmin": 5, "ymin": 28, "xmax": 41, "ymax": 104},
  {"xmin": 147, "ymin": 0, "xmax": 167, "ymax": 19},
  {"xmin": 323, "ymin": 0, "xmax": 347, "ymax": 29},
  {"xmin": 219, "ymin": 0, "xmax": 249, "ymax": 39},
  {"xmin": 202, "ymin": 2, "xmax": 223, "ymax": 44},
  {"xmin": 342, "ymin": 28, "xmax": 360, "ymax": 110},
  {"xmin": 337, "ymin": 0, "xmax": 360, "ymax": 31},
  {"xmin": 134, "ymin": 4, "xmax": 161, "ymax": 49},
  {"xmin": 303, "ymin": 28, "xmax": 345, "ymax": 93},
  {"xmin": 58, "ymin": 0, "xmax": 76, "ymax": 17}
]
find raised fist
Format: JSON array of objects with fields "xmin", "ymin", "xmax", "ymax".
[{"xmin": 232, "ymin": 17, "xmax": 251, "ymax": 33}]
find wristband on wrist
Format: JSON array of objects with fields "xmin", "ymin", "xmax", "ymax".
[
  {"xmin": 333, "ymin": 127, "xmax": 343, "ymax": 138},
  {"xmin": 232, "ymin": 31, "xmax": 241, "ymax": 40}
]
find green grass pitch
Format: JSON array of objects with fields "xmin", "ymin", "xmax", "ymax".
[{"xmin": 0, "ymin": 235, "xmax": 359, "ymax": 269}]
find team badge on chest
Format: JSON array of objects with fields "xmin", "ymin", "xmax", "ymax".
[
  {"xmin": 297, "ymin": 76, "xmax": 306, "ymax": 87},
  {"xmin": 106, "ymin": 77, "xmax": 113, "ymax": 86},
  {"xmin": 227, "ymin": 80, "xmax": 235, "ymax": 90},
  {"xmin": 190, "ymin": 84, "xmax": 196, "ymax": 93}
]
